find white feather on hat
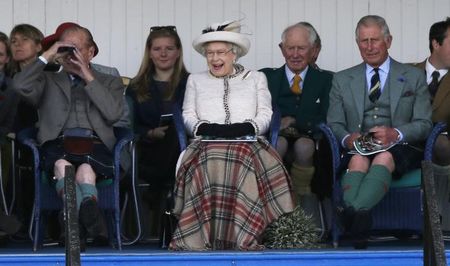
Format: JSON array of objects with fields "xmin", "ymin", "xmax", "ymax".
[{"xmin": 192, "ymin": 20, "xmax": 250, "ymax": 58}]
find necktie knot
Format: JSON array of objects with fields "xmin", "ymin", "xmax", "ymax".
[
  {"xmin": 291, "ymin": 74, "xmax": 302, "ymax": 94},
  {"xmin": 71, "ymin": 75, "xmax": 82, "ymax": 87},
  {"xmin": 432, "ymin": 70, "xmax": 440, "ymax": 81}
]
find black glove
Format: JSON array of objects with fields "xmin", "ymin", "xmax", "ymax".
[{"xmin": 197, "ymin": 122, "xmax": 255, "ymax": 138}]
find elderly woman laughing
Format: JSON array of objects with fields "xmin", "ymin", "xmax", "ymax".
[{"xmin": 169, "ymin": 20, "xmax": 294, "ymax": 251}]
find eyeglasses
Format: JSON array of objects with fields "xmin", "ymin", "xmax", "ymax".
[
  {"xmin": 150, "ymin": 26, "xmax": 177, "ymax": 33},
  {"xmin": 205, "ymin": 48, "xmax": 233, "ymax": 58}
]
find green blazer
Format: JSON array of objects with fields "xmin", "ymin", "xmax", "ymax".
[
  {"xmin": 260, "ymin": 65, "xmax": 333, "ymax": 135},
  {"xmin": 412, "ymin": 60, "xmax": 450, "ymax": 125},
  {"xmin": 327, "ymin": 58, "xmax": 433, "ymax": 144}
]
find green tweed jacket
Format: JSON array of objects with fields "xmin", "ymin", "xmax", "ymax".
[{"xmin": 260, "ymin": 65, "xmax": 333, "ymax": 136}]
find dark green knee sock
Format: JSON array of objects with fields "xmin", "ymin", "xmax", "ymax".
[
  {"xmin": 55, "ymin": 178, "xmax": 83, "ymax": 209},
  {"xmin": 353, "ymin": 165, "xmax": 392, "ymax": 210},
  {"xmin": 341, "ymin": 171, "xmax": 365, "ymax": 207},
  {"xmin": 78, "ymin": 183, "xmax": 98, "ymax": 201}
]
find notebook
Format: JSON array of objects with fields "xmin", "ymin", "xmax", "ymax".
[{"xmin": 159, "ymin": 113, "xmax": 173, "ymax": 127}]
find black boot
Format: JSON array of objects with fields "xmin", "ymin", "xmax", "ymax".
[
  {"xmin": 337, "ymin": 205, "xmax": 355, "ymax": 233},
  {"xmin": 350, "ymin": 209, "xmax": 372, "ymax": 249},
  {"xmin": 79, "ymin": 197, "xmax": 108, "ymax": 246}
]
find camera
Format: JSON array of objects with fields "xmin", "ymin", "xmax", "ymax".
[{"xmin": 57, "ymin": 46, "xmax": 75, "ymax": 54}]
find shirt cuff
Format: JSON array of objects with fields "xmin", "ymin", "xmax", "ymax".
[
  {"xmin": 341, "ymin": 134, "xmax": 350, "ymax": 148},
  {"xmin": 38, "ymin": 56, "xmax": 48, "ymax": 64},
  {"xmin": 394, "ymin": 128, "xmax": 403, "ymax": 142}
]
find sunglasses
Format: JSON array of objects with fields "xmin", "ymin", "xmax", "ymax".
[{"xmin": 150, "ymin": 26, "xmax": 177, "ymax": 33}]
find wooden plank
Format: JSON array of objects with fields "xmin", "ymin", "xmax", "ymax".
[
  {"xmin": 12, "ymin": 0, "xmax": 28, "ymax": 24},
  {"xmin": 288, "ymin": 0, "xmax": 304, "ymax": 25},
  {"xmin": 352, "ymin": 0, "xmax": 370, "ymax": 66},
  {"xmin": 384, "ymin": 0, "xmax": 402, "ymax": 61},
  {"xmin": 159, "ymin": 0, "xmax": 175, "ymax": 26},
  {"xmin": 64, "ymin": 165, "xmax": 80, "ymax": 266},
  {"xmin": 400, "ymin": 0, "xmax": 419, "ymax": 63},
  {"xmin": 415, "ymin": 0, "xmax": 433, "ymax": 63},
  {"xmin": 110, "ymin": 0, "xmax": 128, "ymax": 76},
  {"xmin": 369, "ymin": 0, "xmax": 386, "ymax": 15},
  {"xmin": 0, "ymin": 0, "xmax": 13, "ymax": 32},
  {"xmin": 336, "ymin": 0, "xmax": 355, "ymax": 71},
  {"xmin": 59, "ymin": 0, "xmax": 78, "ymax": 25},
  {"xmin": 190, "ymin": 0, "xmax": 208, "ymax": 72},
  {"xmin": 174, "ymin": 0, "xmax": 192, "ymax": 73},
  {"xmin": 77, "ymin": 0, "xmax": 94, "ymax": 30},
  {"xmin": 93, "ymin": 0, "xmax": 112, "ymax": 65},
  {"xmin": 206, "ymin": 0, "xmax": 224, "ymax": 25},
  {"xmin": 272, "ymin": 0, "xmax": 289, "ymax": 68},
  {"xmin": 239, "ymin": 0, "xmax": 256, "ymax": 70},
  {"xmin": 319, "ymin": 0, "xmax": 337, "ymax": 71},
  {"xmin": 434, "ymin": 0, "xmax": 450, "ymax": 23},
  {"xmin": 125, "ymin": 0, "xmax": 143, "ymax": 77},
  {"xmin": 44, "ymin": 0, "xmax": 63, "ymax": 36},
  {"xmin": 28, "ymin": 0, "xmax": 45, "ymax": 31},
  {"xmin": 422, "ymin": 160, "xmax": 447, "ymax": 266},
  {"xmin": 255, "ymin": 0, "xmax": 273, "ymax": 68}
]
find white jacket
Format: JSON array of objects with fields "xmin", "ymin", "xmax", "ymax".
[{"xmin": 182, "ymin": 68, "xmax": 272, "ymax": 136}]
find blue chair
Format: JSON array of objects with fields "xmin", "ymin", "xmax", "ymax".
[
  {"xmin": 424, "ymin": 122, "xmax": 447, "ymax": 161},
  {"xmin": 318, "ymin": 122, "xmax": 442, "ymax": 248},
  {"xmin": 17, "ymin": 127, "xmax": 134, "ymax": 251}
]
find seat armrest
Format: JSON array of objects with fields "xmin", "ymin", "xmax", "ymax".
[
  {"xmin": 173, "ymin": 104, "xmax": 188, "ymax": 152},
  {"xmin": 424, "ymin": 122, "xmax": 447, "ymax": 161},
  {"xmin": 269, "ymin": 105, "xmax": 281, "ymax": 147}
]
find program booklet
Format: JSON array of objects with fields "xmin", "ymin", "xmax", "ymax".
[
  {"xmin": 200, "ymin": 135, "xmax": 258, "ymax": 143},
  {"xmin": 352, "ymin": 132, "xmax": 397, "ymax": 156}
]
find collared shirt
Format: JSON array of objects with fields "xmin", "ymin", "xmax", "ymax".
[
  {"xmin": 285, "ymin": 65, "xmax": 309, "ymax": 87},
  {"xmin": 425, "ymin": 58, "xmax": 448, "ymax": 84},
  {"xmin": 38, "ymin": 56, "xmax": 63, "ymax": 72},
  {"xmin": 365, "ymin": 57, "xmax": 390, "ymax": 93}
]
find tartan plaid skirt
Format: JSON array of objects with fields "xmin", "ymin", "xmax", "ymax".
[{"xmin": 169, "ymin": 138, "xmax": 295, "ymax": 250}]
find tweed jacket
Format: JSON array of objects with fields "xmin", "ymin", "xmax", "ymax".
[
  {"xmin": 0, "ymin": 75, "xmax": 19, "ymax": 137},
  {"xmin": 12, "ymin": 59, "xmax": 124, "ymax": 151},
  {"xmin": 182, "ymin": 68, "xmax": 272, "ymax": 136},
  {"xmin": 412, "ymin": 60, "xmax": 450, "ymax": 124},
  {"xmin": 260, "ymin": 65, "xmax": 333, "ymax": 135},
  {"xmin": 327, "ymin": 58, "xmax": 433, "ymax": 145}
]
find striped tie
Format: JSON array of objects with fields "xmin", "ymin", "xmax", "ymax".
[
  {"xmin": 368, "ymin": 68, "xmax": 381, "ymax": 102},
  {"xmin": 291, "ymin": 74, "xmax": 302, "ymax": 94}
]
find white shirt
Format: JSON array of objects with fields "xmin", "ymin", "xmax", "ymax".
[{"xmin": 425, "ymin": 58, "xmax": 448, "ymax": 84}]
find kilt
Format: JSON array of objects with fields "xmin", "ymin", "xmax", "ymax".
[
  {"xmin": 169, "ymin": 138, "xmax": 295, "ymax": 250},
  {"xmin": 40, "ymin": 138, "xmax": 114, "ymax": 180},
  {"xmin": 342, "ymin": 142, "xmax": 424, "ymax": 179}
]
